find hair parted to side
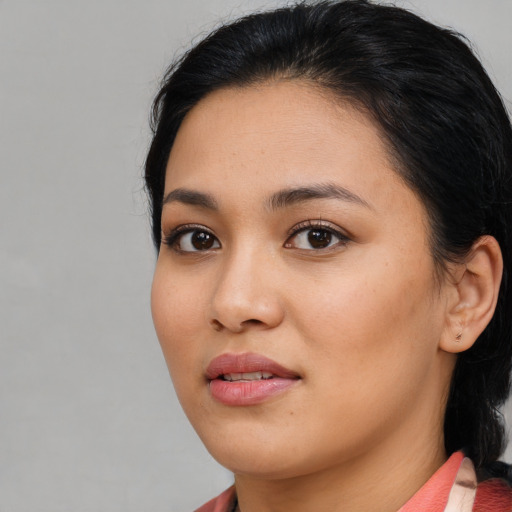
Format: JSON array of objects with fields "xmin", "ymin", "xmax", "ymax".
[{"xmin": 145, "ymin": 0, "xmax": 512, "ymax": 477}]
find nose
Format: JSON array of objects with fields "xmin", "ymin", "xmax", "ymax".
[{"xmin": 208, "ymin": 247, "xmax": 285, "ymax": 333}]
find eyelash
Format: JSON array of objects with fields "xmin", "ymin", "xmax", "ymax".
[
  {"xmin": 285, "ymin": 220, "xmax": 350, "ymax": 250},
  {"xmin": 162, "ymin": 220, "xmax": 350, "ymax": 253},
  {"xmin": 162, "ymin": 224, "xmax": 219, "ymax": 253}
]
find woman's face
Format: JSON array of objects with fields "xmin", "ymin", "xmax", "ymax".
[{"xmin": 151, "ymin": 82, "xmax": 456, "ymax": 479}]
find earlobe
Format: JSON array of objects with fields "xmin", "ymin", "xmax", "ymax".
[{"xmin": 440, "ymin": 236, "xmax": 503, "ymax": 354}]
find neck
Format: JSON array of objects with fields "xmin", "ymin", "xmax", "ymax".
[{"xmin": 234, "ymin": 418, "xmax": 447, "ymax": 512}]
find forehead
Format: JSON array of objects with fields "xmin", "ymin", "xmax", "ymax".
[
  {"xmin": 169, "ymin": 81, "xmax": 384, "ymax": 163},
  {"xmin": 165, "ymin": 81, "xmax": 415, "ymax": 216}
]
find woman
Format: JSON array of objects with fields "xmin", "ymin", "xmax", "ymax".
[{"xmin": 145, "ymin": 1, "xmax": 512, "ymax": 510}]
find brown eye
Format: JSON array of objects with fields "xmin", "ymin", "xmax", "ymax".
[
  {"xmin": 191, "ymin": 231, "xmax": 216, "ymax": 250},
  {"xmin": 172, "ymin": 229, "xmax": 220, "ymax": 252},
  {"xmin": 285, "ymin": 224, "xmax": 349, "ymax": 251},
  {"xmin": 307, "ymin": 229, "xmax": 332, "ymax": 248}
]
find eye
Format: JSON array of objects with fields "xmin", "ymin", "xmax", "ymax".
[
  {"xmin": 163, "ymin": 226, "xmax": 220, "ymax": 252},
  {"xmin": 285, "ymin": 222, "xmax": 349, "ymax": 250}
]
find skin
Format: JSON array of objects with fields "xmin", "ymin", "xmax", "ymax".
[{"xmin": 151, "ymin": 81, "xmax": 499, "ymax": 512}]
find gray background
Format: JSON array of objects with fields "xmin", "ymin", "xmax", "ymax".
[{"xmin": 1, "ymin": 1, "xmax": 511, "ymax": 511}]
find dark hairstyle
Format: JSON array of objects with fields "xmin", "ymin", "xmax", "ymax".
[{"xmin": 145, "ymin": 0, "xmax": 512, "ymax": 477}]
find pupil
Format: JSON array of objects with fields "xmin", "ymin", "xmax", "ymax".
[
  {"xmin": 192, "ymin": 231, "xmax": 214, "ymax": 250},
  {"xmin": 308, "ymin": 229, "xmax": 331, "ymax": 248}
]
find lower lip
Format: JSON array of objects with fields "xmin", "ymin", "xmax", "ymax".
[{"xmin": 209, "ymin": 378, "xmax": 298, "ymax": 406}]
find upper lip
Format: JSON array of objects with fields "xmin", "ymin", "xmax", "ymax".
[{"xmin": 206, "ymin": 352, "xmax": 300, "ymax": 380}]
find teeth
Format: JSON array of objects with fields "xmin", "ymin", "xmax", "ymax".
[{"xmin": 223, "ymin": 371, "xmax": 274, "ymax": 381}]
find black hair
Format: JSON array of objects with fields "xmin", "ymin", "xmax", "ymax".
[{"xmin": 145, "ymin": 0, "xmax": 512, "ymax": 477}]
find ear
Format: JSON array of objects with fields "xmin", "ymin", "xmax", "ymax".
[{"xmin": 440, "ymin": 236, "xmax": 503, "ymax": 354}]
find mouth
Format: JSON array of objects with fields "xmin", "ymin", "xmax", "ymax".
[
  {"xmin": 206, "ymin": 352, "xmax": 301, "ymax": 406},
  {"xmin": 221, "ymin": 371, "xmax": 274, "ymax": 381}
]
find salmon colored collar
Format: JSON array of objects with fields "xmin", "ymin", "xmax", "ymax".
[{"xmin": 399, "ymin": 451, "xmax": 477, "ymax": 512}]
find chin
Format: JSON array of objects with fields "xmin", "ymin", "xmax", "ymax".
[
  {"xmin": 198, "ymin": 426, "xmax": 349, "ymax": 481},
  {"xmin": 215, "ymin": 450, "xmax": 311, "ymax": 480},
  {"xmin": 195, "ymin": 427, "xmax": 302, "ymax": 478}
]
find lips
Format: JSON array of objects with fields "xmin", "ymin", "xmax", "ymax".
[{"xmin": 206, "ymin": 352, "xmax": 300, "ymax": 406}]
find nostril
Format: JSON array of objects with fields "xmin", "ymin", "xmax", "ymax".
[
  {"xmin": 210, "ymin": 318, "xmax": 264, "ymax": 333},
  {"xmin": 210, "ymin": 319, "xmax": 223, "ymax": 332},
  {"xmin": 242, "ymin": 319, "xmax": 264, "ymax": 327}
]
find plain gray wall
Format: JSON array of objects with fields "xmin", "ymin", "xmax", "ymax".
[{"xmin": 1, "ymin": 1, "xmax": 511, "ymax": 511}]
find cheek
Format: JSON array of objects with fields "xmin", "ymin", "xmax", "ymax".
[
  {"xmin": 150, "ymin": 263, "xmax": 207, "ymax": 375},
  {"xmin": 294, "ymin": 253, "xmax": 440, "ymax": 387},
  {"xmin": 285, "ymin": 265, "xmax": 441, "ymax": 454}
]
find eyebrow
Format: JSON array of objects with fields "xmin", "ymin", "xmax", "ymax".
[
  {"xmin": 162, "ymin": 188, "xmax": 218, "ymax": 210},
  {"xmin": 161, "ymin": 182, "xmax": 372, "ymax": 212},
  {"xmin": 267, "ymin": 183, "xmax": 372, "ymax": 211}
]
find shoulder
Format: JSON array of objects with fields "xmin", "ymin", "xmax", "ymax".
[
  {"xmin": 474, "ymin": 478, "xmax": 512, "ymax": 512},
  {"xmin": 194, "ymin": 486, "xmax": 236, "ymax": 512}
]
